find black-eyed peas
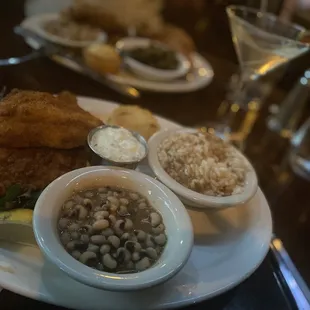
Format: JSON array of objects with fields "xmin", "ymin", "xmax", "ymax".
[{"xmin": 58, "ymin": 186, "xmax": 167, "ymax": 273}]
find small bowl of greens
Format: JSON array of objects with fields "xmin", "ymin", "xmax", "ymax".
[{"xmin": 116, "ymin": 37, "xmax": 190, "ymax": 81}]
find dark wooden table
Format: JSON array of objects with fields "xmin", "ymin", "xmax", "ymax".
[{"xmin": 1, "ymin": 1, "xmax": 310, "ymax": 309}]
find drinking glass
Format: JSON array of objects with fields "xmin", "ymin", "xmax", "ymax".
[
  {"xmin": 219, "ymin": 5, "xmax": 310, "ymax": 145},
  {"xmin": 227, "ymin": 5, "xmax": 309, "ymax": 81}
]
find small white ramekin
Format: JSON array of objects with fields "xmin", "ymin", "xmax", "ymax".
[
  {"xmin": 148, "ymin": 129, "xmax": 258, "ymax": 210},
  {"xmin": 33, "ymin": 166, "xmax": 193, "ymax": 291},
  {"xmin": 23, "ymin": 13, "xmax": 107, "ymax": 48},
  {"xmin": 116, "ymin": 37, "xmax": 190, "ymax": 81}
]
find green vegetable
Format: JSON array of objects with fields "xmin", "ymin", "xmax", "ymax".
[
  {"xmin": 0, "ymin": 185, "xmax": 42, "ymax": 211},
  {"xmin": 0, "ymin": 184, "xmax": 22, "ymax": 209},
  {"xmin": 129, "ymin": 44, "xmax": 179, "ymax": 70}
]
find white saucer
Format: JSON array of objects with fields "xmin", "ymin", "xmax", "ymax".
[
  {"xmin": 22, "ymin": 13, "xmax": 107, "ymax": 48},
  {"xmin": 0, "ymin": 97, "xmax": 272, "ymax": 309},
  {"xmin": 21, "ymin": 17, "xmax": 214, "ymax": 93}
]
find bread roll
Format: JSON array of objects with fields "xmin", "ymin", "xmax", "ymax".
[
  {"xmin": 107, "ymin": 105, "xmax": 160, "ymax": 140},
  {"xmin": 83, "ymin": 43, "xmax": 121, "ymax": 74}
]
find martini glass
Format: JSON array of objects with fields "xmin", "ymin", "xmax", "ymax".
[
  {"xmin": 227, "ymin": 5, "xmax": 309, "ymax": 80},
  {"xmin": 217, "ymin": 5, "xmax": 310, "ymax": 146}
]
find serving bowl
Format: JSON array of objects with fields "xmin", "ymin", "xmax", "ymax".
[
  {"xmin": 33, "ymin": 166, "xmax": 193, "ymax": 291},
  {"xmin": 116, "ymin": 37, "xmax": 190, "ymax": 81},
  {"xmin": 148, "ymin": 129, "xmax": 258, "ymax": 210}
]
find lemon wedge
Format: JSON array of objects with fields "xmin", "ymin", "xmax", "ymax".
[
  {"xmin": 0, "ymin": 209, "xmax": 36, "ymax": 246},
  {"xmin": 0, "ymin": 209, "xmax": 33, "ymax": 225}
]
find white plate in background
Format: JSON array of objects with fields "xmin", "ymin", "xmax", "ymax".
[{"xmin": 21, "ymin": 16, "xmax": 214, "ymax": 93}]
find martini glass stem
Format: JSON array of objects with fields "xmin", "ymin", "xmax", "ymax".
[
  {"xmin": 217, "ymin": 72, "xmax": 264, "ymax": 149},
  {"xmin": 260, "ymin": 0, "xmax": 268, "ymax": 13}
]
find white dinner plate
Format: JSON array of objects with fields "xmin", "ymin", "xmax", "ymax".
[
  {"xmin": 0, "ymin": 97, "xmax": 272, "ymax": 310},
  {"xmin": 21, "ymin": 17, "xmax": 214, "ymax": 93}
]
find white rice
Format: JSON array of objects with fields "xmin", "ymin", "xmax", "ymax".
[{"xmin": 157, "ymin": 132, "xmax": 249, "ymax": 196}]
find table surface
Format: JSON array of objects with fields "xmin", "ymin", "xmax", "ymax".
[{"xmin": 1, "ymin": 1, "xmax": 310, "ymax": 310}]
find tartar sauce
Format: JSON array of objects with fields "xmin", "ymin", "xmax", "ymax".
[{"xmin": 90, "ymin": 127, "xmax": 146, "ymax": 162}]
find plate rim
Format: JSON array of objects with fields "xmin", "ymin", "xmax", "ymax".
[
  {"xmin": 0, "ymin": 96, "xmax": 272, "ymax": 309},
  {"xmin": 106, "ymin": 52, "xmax": 214, "ymax": 92}
]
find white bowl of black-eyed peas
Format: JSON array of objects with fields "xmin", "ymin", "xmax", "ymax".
[{"xmin": 33, "ymin": 166, "xmax": 193, "ymax": 291}]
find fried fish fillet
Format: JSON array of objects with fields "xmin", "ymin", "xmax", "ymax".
[
  {"xmin": 0, "ymin": 147, "xmax": 87, "ymax": 191},
  {"xmin": 0, "ymin": 90, "xmax": 102, "ymax": 149}
]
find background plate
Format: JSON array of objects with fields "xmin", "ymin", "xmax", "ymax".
[{"xmin": 21, "ymin": 16, "xmax": 214, "ymax": 93}]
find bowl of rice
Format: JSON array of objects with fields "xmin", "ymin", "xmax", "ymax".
[{"xmin": 148, "ymin": 128, "xmax": 258, "ymax": 209}]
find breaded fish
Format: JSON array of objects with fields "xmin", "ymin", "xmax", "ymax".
[
  {"xmin": 0, "ymin": 147, "xmax": 87, "ymax": 192},
  {"xmin": 0, "ymin": 90, "xmax": 102, "ymax": 149}
]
